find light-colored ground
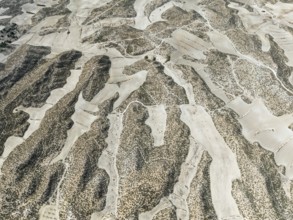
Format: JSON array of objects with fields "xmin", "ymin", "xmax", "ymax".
[
  {"xmin": 50, "ymin": 93, "xmax": 99, "ymax": 164},
  {"xmin": 145, "ymin": 105, "xmax": 167, "ymax": 147},
  {"xmin": 181, "ymin": 105, "xmax": 243, "ymax": 220},
  {"xmin": 228, "ymin": 97, "xmax": 293, "ymax": 180},
  {"xmin": 1, "ymin": 0, "xmax": 293, "ymax": 219},
  {"xmin": 93, "ymin": 113, "xmax": 124, "ymax": 220}
]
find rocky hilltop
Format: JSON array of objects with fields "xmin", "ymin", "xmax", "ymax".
[{"xmin": 0, "ymin": 0, "xmax": 293, "ymax": 219}]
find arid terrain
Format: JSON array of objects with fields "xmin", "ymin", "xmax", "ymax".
[{"xmin": 0, "ymin": 0, "xmax": 293, "ymax": 219}]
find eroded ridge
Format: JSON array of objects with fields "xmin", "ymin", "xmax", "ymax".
[{"xmin": 0, "ymin": 0, "xmax": 293, "ymax": 219}]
